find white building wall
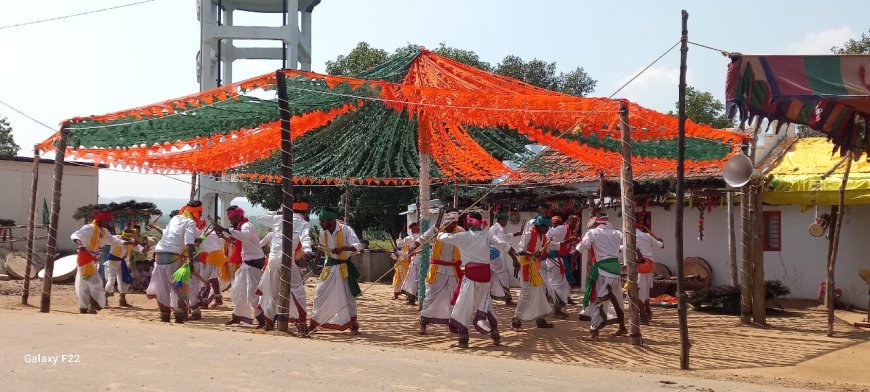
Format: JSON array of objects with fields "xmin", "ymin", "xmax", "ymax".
[
  {"xmin": 494, "ymin": 204, "xmax": 869, "ymax": 308},
  {"xmin": 0, "ymin": 160, "xmax": 99, "ymax": 255}
]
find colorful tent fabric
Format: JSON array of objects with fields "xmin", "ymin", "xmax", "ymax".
[
  {"xmin": 764, "ymin": 137, "xmax": 870, "ymax": 206},
  {"xmin": 726, "ymin": 54, "xmax": 870, "ymax": 155},
  {"xmin": 38, "ymin": 49, "xmax": 744, "ymax": 185}
]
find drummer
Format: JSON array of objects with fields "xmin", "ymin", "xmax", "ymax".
[{"xmin": 71, "ymin": 210, "xmax": 134, "ymax": 314}]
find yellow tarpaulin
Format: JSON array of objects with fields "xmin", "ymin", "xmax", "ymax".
[{"xmin": 765, "ymin": 138, "xmax": 870, "ymax": 206}]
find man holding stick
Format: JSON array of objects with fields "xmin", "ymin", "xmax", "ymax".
[
  {"xmin": 214, "ymin": 206, "xmax": 266, "ymax": 327},
  {"xmin": 414, "ymin": 208, "xmax": 464, "ymax": 335},
  {"xmin": 488, "ymin": 212, "xmax": 521, "ymax": 305},
  {"xmin": 147, "ymin": 201, "xmax": 202, "ymax": 323},
  {"xmin": 573, "ymin": 214, "xmax": 627, "ymax": 340},
  {"xmin": 634, "ymin": 223, "xmax": 663, "ymax": 324}
]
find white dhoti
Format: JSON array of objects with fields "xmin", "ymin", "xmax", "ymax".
[
  {"xmin": 420, "ymin": 265, "xmax": 459, "ymax": 325},
  {"xmin": 187, "ymin": 262, "xmax": 204, "ymax": 309},
  {"xmin": 257, "ymin": 261, "xmax": 306, "ymax": 323},
  {"xmin": 581, "ymin": 271, "xmax": 624, "ymax": 331},
  {"xmin": 146, "ymin": 261, "xmax": 183, "ymax": 310},
  {"xmin": 401, "ymin": 261, "xmax": 420, "ymax": 298},
  {"xmin": 638, "ymin": 271, "xmax": 653, "ymax": 302},
  {"xmin": 310, "ymin": 264, "xmax": 357, "ymax": 330},
  {"xmin": 543, "ymin": 257, "xmax": 571, "ymax": 307},
  {"xmin": 489, "ymin": 256, "xmax": 512, "ymax": 300},
  {"xmin": 76, "ymin": 265, "xmax": 106, "ymax": 310},
  {"xmin": 104, "ymin": 259, "xmax": 130, "ymax": 294},
  {"xmin": 514, "ymin": 260, "xmax": 552, "ymax": 322},
  {"xmin": 449, "ymin": 277, "xmax": 496, "ymax": 336},
  {"xmin": 231, "ymin": 262, "xmax": 263, "ymax": 323}
]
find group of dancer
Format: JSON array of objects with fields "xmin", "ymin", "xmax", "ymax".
[{"xmin": 71, "ymin": 199, "xmax": 664, "ymax": 347}]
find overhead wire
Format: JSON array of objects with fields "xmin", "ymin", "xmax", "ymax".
[{"xmin": 0, "ymin": 0, "xmax": 157, "ymax": 31}]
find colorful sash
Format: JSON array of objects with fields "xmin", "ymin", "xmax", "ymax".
[
  {"xmin": 517, "ymin": 256, "xmax": 544, "ymax": 286},
  {"xmin": 428, "ymin": 227, "xmax": 462, "ymax": 283},
  {"xmin": 638, "ymin": 257, "xmax": 654, "ymax": 274},
  {"xmin": 583, "ymin": 257, "xmax": 621, "ymax": 307}
]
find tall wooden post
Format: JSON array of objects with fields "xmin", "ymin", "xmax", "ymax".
[
  {"xmin": 619, "ymin": 102, "xmax": 641, "ymax": 346},
  {"xmin": 189, "ymin": 173, "xmax": 198, "ymax": 201},
  {"xmin": 453, "ymin": 181, "xmax": 459, "ymax": 208},
  {"xmin": 752, "ymin": 184, "xmax": 766, "ymax": 324},
  {"xmin": 41, "ymin": 123, "xmax": 69, "ymax": 313},
  {"xmin": 275, "ymin": 70, "xmax": 295, "ymax": 333},
  {"xmin": 598, "ymin": 172, "xmax": 606, "ymax": 210},
  {"xmin": 676, "ymin": 9, "xmax": 691, "ymax": 370},
  {"xmin": 417, "ymin": 152, "xmax": 432, "ymax": 307},
  {"xmin": 740, "ymin": 184, "xmax": 754, "ymax": 324},
  {"xmin": 727, "ymin": 192, "xmax": 738, "ymax": 286},
  {"xmin": 22, "ymin": 146, "xmax": 40, "ymax": 305},
  {"xmin": 827, "ymin": 151, "xmax": 852, "ymax": 336}
]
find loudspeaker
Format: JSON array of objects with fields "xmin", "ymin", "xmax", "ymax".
[{"xmin": 723, "ymin": 154, "xmax": 754, "ymax": 188}]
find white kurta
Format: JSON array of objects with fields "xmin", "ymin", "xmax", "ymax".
[
  {"xmin": 514, "ymin": 229, "xmax": 553, "ymax": 321},
  {"xmin": 438, "ymin": 230, "xmax": 508, "ymax": 335},
  {"xmin": 105, "ymin": 238, "xmax": 142, "ymax": 294},
  {"xmin": 255, "ymin": 212, "xmax": 309, "ymax": 323},
  {"xmin": 576, "ymin": 223, "xmax": 625, "ymax": 330},
  {"xmin": 310, "ymin": 223, "xmax": 363, "ymax": 330},
  {"xmin": 635, "ymin": 229, "xmax": 662, "ymax": 302},
  {"xmin": 395, "ymin": 233, "xmax": 420, "ymax": 296},
  {"xmin": 149, "ymin": 215, "xmax": 198, "ymax": 310},
  {"xmin": 225, "ymin": 221, "xmax": 266, "ymax": 321},
  {"xmin": 543, "ymin": 225, "xmax": 572, "ymax": 306},
  {"xmin": 418, "ymin": 226, "xmax": 463, "ymax": 324},
  {"xmin": 488, "ymin": 223, "xmax": 516, "ymax": 300},
  {"xmin": 71, "ymin": 224, "xmax": 124, "ymax": 310}
]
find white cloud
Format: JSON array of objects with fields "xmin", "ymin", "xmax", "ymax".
[
  {"xmin": 608, "ymin": 65, "xmax": 690, "ymax": 113},
  {"xmin": 784, "ymin": 26, "xmax": 855, "ymax": 54}
]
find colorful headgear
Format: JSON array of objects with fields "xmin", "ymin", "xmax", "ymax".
[
  {"xmin": 292, "ymin": 201, "xmax": 309, "ymax": 212},
  {"xmin": 466, "ymin": 216, "xmax": 488, "ymax": 231},
  {"xmin": 180, "ymin": 201, "xmax": 204, "ymax": 223},
  {"xmin": 595, "ymin": 215, "xmax": 609, "ymax": 224},
  {"xmin": 495, "ymin": 212, "xmax": 510, "ymax": 220},
  {"xmin": 121, "ymin": 229, "xmax": 134, "ymax": 239},
  {"xmin": 551, "ymin": 216, "xmax": 563, "ymax": 225},
  {"xmin": 318, "ymin": 208, "xmax": 338, "ymax": 220},
  {"xmin": 533, "ymin": 215, "xmax": 552, "ymax": 227},
  {"xmin": 93, "ymin": 211, "xmax": 112, "ymax": 222},
  {"xmin": 227, "ymin": 206, "xmax": 246, "ymax": 220}
]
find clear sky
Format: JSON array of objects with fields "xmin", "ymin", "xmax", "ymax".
[{"xmin": 1, "ymin": 0, "xmax": 868, "ymax": 198}]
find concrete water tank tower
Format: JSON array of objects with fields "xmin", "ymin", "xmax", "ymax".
[
  {"xmin": 197, "ymin": 0, "xmax": 320, "ymax": 219},
  {"xmin": 197, "ymin": 0, "xmax": 320, "ymax": 90}
]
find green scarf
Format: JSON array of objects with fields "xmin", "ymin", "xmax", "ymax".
[
  {"xmin": 325, "ymin": 257, "xmax": 361, "ymax": 297},
  {"xmin": 583, "ymin": 257, "xmax": 621, "ymax": 307}
]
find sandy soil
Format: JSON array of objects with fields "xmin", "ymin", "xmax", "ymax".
[{"xmin": 2, "ymin": 278, "xmax": 868, "ymax": 391}]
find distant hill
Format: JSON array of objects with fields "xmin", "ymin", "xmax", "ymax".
[{"xmin": 98, "ymin": 196, "xmax": 267, "ymax": 224}]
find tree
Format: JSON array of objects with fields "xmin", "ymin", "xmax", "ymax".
[
  {"xmin": 325, "ymin": 42, "xmax": 389, "ymax": 76},
  {"xmin": 0, "ymin": 117, "xmax": 20, "ymax": 158},
  {"xmin": 668, "ymin": 86, "xmax": 734, "ymax": 129},
  {"xmin": 494, "ymin": 55, "xmax": 596, "ymax": 97},
  {"xmin": 832, "ymin": 28, "xmax": 870, "ymax": 54},
  {"xmin": 391, "ymin": 42, "xmax": 492, "ymax": 71}
]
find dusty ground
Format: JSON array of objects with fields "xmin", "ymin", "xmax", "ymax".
[{"xmin": 2, "ymin": 278, "xmax": 868, "ymax": 391}]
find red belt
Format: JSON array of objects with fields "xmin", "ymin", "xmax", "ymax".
[{"xmin": 433, "ymin": 259, "xmax": 463, "ymax": 284}]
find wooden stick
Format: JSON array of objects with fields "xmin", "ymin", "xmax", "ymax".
[
  {"xmin": 676, "ymin": 9, "xmax": 691, "ymax": 370},
  {"xmin": 752, "ymin": 183, "xmax": 766, "ymax": 324},
  {"xmin": 727, "ymin": 192, "xmax": 738, "ymax": 286},
  {"xmin": 827, "ymin": 151, "xmax": 852, "ymax": 337},
  {"xmin": 22, "ymin": 146, "xmax": 40, "ymax": 305}
]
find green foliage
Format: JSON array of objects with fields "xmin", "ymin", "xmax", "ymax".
[
  {"xmin": 0, "ymin": 117, "xmax": 20, "ymax": 157},
  {"xmin": 669, "ymin": 86, "xmax": 734, "ymax": 129},
  {"xmin": 494, "ymin": 56, "xmax": 596, "ymax": 97},
  {"xmin": 325, "ymin": 42, "xmax": 389, "ymax": 76},
  {"xmin": 832, "ymin": 29, "xmax": 870, "ymax": 54}
]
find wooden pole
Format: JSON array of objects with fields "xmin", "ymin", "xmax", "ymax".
[
  {"xmin": 41, "ymin": 123, "xmax": 69, "ymax": 313},
  {"xmin": 275, "ymin": 70, "xmax": 295, "ymax": 333},
  {"xmin": 189, "ymin": 173, "xmax": 198, "ymax": 201},
  {"xmin": 453, "ymin": 181, "xmax": 459, "ymax": 208},
  {"xmin": 676, "ymin": 9, "xmax": 691, "ymax": 370},
  {"xmin": 619, "ymin": 102, "xmax": 641, "ymax": 346},
  {"xmin": 417, "ymin": 151, "xmax": 432, "ymax": 308},
  {"xmin": 22, "ymin": 146, "xmax": 40, "ymax": 305},
  {"xmin": 598, "ymin": 172, "xmax": 606, "ymax": 210},
  {"xmin": 727, "ymin": 192, "xmax": 738, "ymax": 286},
  {"xmin": 740, "ymin": 185, "xmax": 754, "ymax": 324},
  {"xmin": 752, "ymin": 184, "xmax": 766, "ymax": 324},
  {"xmin": 827, "ymin": 151, "xmax": 852, "ymax": 336}
]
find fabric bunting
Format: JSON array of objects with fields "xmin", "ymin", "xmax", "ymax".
[{"xmin": 39, "ymin": 49, "xmax": 745, "ymax": 185}]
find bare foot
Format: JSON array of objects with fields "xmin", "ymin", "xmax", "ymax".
[{"xmin": 612, "ymin": 327, "xmax": 629, "ymax": 337}]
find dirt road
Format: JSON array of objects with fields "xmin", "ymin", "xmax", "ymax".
[{"xmin": 1, "ymin": 310, "xmax": 818, "ymax": 392}]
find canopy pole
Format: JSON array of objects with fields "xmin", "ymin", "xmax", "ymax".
[
  {"xmin": 752, "ymin": 183, "xmax": 766, "ymax": 324},
  {"xmin": 41, "ymin": 122, "xmax": 69, "ymax": 313},
  {"xmin": 827, "ymin": 151, "xmax": 852, "ymax": 337},
  {"xmin": 598, "ymin": 172, "xmax": 605, "ymax": 210},
  {"xmin": 190, "ymin": 173, "xmax": 198, "ymax": 201},
  {"xmin": 453, "ymin": 181, "xmax": 458, "ymax": 208},
  {"xmin": 727, "ymin": 192, "xmax": 738, "ymax": 286},
  {"xmin": 22, "ymin": 146, "xmax": 40, "ymax": 305},
  {"xmin": 676, "ymin": 9, "xmax": 691, "ymax": 370},
  {"xmin": 619, "ymin": 102, "xmax": 641, "ymax": 346},
  {"xmin": 417, "ymin": 151, "xmax": 432, "ymax": 309},
  {"xmin": 275, "ymin": 70, "xmax": 295, "ymax": 334}
]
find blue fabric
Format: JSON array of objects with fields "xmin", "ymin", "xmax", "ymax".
[{"xmin": 489, "ymin": 246, "xmax": 500, "ymax": 260}]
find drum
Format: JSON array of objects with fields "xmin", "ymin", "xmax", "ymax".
[
  {"xmin": 684, "ymin": 257, "xmax": 713, "ymax": 291},
  {"xmin": 6, "ymin": 252, "xmax": 40, "ymax": 280},
  {"xmin": 37, "ymin": 254, "xmax": 77, "ymax": 282}
]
